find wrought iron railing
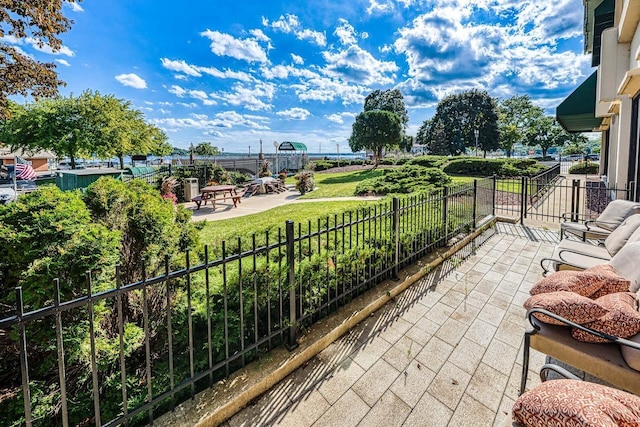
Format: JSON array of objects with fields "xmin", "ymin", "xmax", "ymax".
[{"xmin": 0, "ymin": 177, "xmax": 492, "ymax": 427}]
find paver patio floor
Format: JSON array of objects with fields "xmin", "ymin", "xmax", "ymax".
[{"xmin": 222, "ymin": 223, "xmax": 561, "ymax": 427}]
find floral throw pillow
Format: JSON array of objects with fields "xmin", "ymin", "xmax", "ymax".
[
  {"xmin": 529, "ymin": 264, "xmax": 629, "ymax": 298},
  {"xmin": 571, "ymin": 292, "xmax": 640, "ymax": 343},
  {"xmin": 512, "ymin": 379, "xmax": 640, "ymax": 427},
  {"xmin": 523, "ymin": 291, "xmax": 609, "ymax": 326}
]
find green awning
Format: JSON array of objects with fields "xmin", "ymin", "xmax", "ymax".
[
  {"xmin": 556, "ymin": 71, "xmax": 603, "ymax": 133},
  {"xmin": 278, "ymin": 141, "xmax": 307, "ymax": 151}
]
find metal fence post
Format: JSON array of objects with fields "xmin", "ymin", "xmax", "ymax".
[
  {"xmin": 16, "ymin": 287, "xmax": 32, "ymax": 427},
  {"xmin": 285, "ymin": 220, "xmax": 298, "ymax": 350},
  {"xmin": 472, "ymin": 179, "xmax": 478, "ymax": 229},
  {"xmin": 520, "ymin": 176, "xmax": 526, "ymax": 223},
  {"xmin": 442, "ymin": 187, "xmax": 449, "ymax": 244},
  {"xmin": 492, "ymin": 175, "xmax": 496, "ymax": 216},
  {"xmin": 393, "ymin": 197, "xmax": 400, "ymax": 280},
  {"xmin": 571, "ymin": 179, "xmax": 580, "ymax": 222}
]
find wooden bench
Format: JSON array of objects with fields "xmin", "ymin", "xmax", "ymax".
[
  {"xmin": 521, "ymin": 308, "xmax": 640, "ymax": 396},
  {"xmin": 192, "ymin": 195, "xmax": 205, "ymax": 209}
]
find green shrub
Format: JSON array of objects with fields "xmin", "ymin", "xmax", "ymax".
[
  {"xmin": 568, "ymin": 162, "xmax": 599, "ymax": 174},
  {"xmin": 406, "ymin": 155, "xmax": 449, "ymax": 168},
  {"xmin": 354, "ymin": 165, "xmax": 451, "ymax": 195},
  {"xmin": 443, "ymin": 158, "xmax": 546, "ymax": 177}
]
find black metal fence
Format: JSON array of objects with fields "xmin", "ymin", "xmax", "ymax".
[
  {"xmin": 494, "ymin": 165, "xmax": 631, "ymax": 223},
  {"xmin": 0, "ymin": 178, "xmax": 493, "ymax": 427}
]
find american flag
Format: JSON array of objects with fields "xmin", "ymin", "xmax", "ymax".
[{"xmin": 15, "ymin": 157, "xmax": 37, "ymax": 181}]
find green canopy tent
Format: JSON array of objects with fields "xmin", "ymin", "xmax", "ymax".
[{"xmin": 276, "ymin": 141, "xmax": 308, "ymax": 172}]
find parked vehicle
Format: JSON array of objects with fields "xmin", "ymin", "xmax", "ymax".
[{"xmin": 57, "ymin": 160, "xmax": 87, "ymax": 170}]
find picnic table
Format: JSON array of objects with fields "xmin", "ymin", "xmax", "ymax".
[{"xmin": 192, "ymin": 184, "xmax": 241, "ymax": 210}]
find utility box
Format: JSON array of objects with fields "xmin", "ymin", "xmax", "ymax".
[{"xmin": 184, "ymin": 178, "xmax": 199, "ymax": 201}]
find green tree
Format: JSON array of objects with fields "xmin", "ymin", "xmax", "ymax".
[
  {"xmin": 349, "ymin": 110, "xmax": 403, "ymax": 165},
  {"xmin": 194, "ymin": 142, "xmax": 221, "ymax": 160},
  {"xmin": 364, "ymin": 89, "xmax": 409, "ymax": 130},
  {"xmin": 0, "ymin": 0, "xmax": 81, "ymax": 118},
  {"xmin": 523, "ymin": 115, "xmax": 567, "ymax": 158},
  {"xmin": 0, "ymin": 91, "xmax": 167, "ymax": 169},
  {"xmin": 497, "ymin": 95, "xmax": 544, "ymax": 157},
  {"xmin": 417, "ymin": 90, "xmax": 499, "ymax": 157}
]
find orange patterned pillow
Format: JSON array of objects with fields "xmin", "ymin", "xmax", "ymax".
[
  {"xmin": 524, "ymin": 291, "xmax": 609, "ymax": 326},
  {"xmin": 513, "ymin": 379, "xmax": 640, "ymax": 426},
  {"xmin": 530, "ymin": 264, "xmax": 629, "ymax": 298},
  {"xmin": 571, "ymin": 292, "xmax": 640, "ymax": 343}
]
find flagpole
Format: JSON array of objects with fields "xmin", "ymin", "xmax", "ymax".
[{"xmin": 13, "ymin": 157, "xmax": 17, "ymax": 194}]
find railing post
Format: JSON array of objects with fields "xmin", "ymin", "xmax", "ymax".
[
  {"xmin": 442, "ymin": 187, "xmax": 449, "ymax": 244},
  {"xmin": 285, "ymin": 220, "xmax": 298, "ymax": 350},
  {"xmin": 393, "ymin": 197, "xmax": 400, "ymax": 280},
  {"xmin": 472, "ymin": 179, "xmax": 478, "ymax": 229},
  {"xmin": 520, "ymin": 176, "xmax": 526, "ymax": 223},
  {"xmin": 571, "ymin": 179, "xmax": 579, "ymax": 222},
  {"xmin": 492, "ymin": 175, "xmax": 496, "ymax": 216},
  {"xmin": 16, "ymin": 287, "xmax": 32, "ymax": 427}
]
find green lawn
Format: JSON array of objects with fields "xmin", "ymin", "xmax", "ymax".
[
  {"xmin": 299, "ymin": 168, "xmax": 385, "ymax": 198},
  {"xmin": 198, "ymin": 200, "xmax": 383, "ymax": 245}
]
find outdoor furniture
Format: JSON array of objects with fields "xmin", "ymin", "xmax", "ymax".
[
  {"xmin": 541, "ymin": 214, "xmax": 640, "ymax": 275},
  {"xmin": 193, "ymin": 184, "xmax": 238, "ymax": 210},
  {"xmin": 561, "ymin": 199, "xmax": 640, "ymax": 241},
  {"xmin": 520, "ymin": 308, "xmax": 640, "ymax": 397}
]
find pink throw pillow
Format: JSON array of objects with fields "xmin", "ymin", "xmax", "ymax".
[
  {"xmin": 530, "ymin": 264, "xmax": 629, "ymax": 298},
  {"xmin": 571, "ymin": 292, "xmax": 640, "ymax": 343},
  {"xmin": 512, "ymin": 379, "xmax": 640, "ymax": 427},
  {"xmin": 524, "ymin": 291, "xmax": 609, "ymax": 326}
]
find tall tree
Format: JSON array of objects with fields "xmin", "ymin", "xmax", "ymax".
[
  {"xmin": 417, "ymin": 90, "xmax": 499, "ymax": 156},
  {"xmin": 0, "ymin": 91, "xmax": 166, "ymax": 169},
  {"xmin": 497, "ymin": 95, "xmax": 544, "ymax": 157},
  {"xmin": 349, "ymin": 110, "xmax": 403, "ymax": 165},
  {"xmin": 364, "ymin": 89, "xmax": 409, "ymax": 130},
  {"xmin": 0, "ymin": 1, "xmax": 81, "ymax": 118},
  {"xmin": 194, "ymin": 142, "xmax": 220, "ymax": 160},
  {"xmin": 523, "ymin": 115, "xmax": 566, "ymax": 158}
]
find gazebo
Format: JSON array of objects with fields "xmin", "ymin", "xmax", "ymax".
[{"xmin": 276, "ymin": 141, "xmax": 308, "ymax": 172}]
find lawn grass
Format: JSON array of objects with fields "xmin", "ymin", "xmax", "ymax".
[
  {"xmin": 299, "ymin": 168, "xmax": 385, "ymax": 198},
  {"xmin": 198, "ymin": 200, "xmax": 383, "ymax": 245}
]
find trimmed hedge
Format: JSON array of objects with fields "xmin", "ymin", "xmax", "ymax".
[
  {"xmin": 568, "ymin": 162, "xmax": 599, "ymax": 174},
  {"xmin": 354, "ymin": 164, "xmax": 451, "ymax": 195},
  {"xmin": 442, "ymin": 158, "xmax": 546, "ymax": 177}
]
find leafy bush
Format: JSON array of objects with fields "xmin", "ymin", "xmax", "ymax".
[
  {"xmin": 295, "ymin": 170, "xmax": 316, "ymax": 194},
  {"xmin": 406, "ymin": 155, "xmax": 449, "ymax": 168},
  {"xmin": 443, "ymin": 158, "xmax": 546, "ymax": 177},
  {"xmin": 568, "ymin": 162, "xmax": 599, "ymax": 174},
  {"xmin": 354, "ymin": 165, "xmax": 451, "ymax": 195}
]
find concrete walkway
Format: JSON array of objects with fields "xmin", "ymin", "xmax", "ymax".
[
  {"xmin": 222, "ymin": 223, "xmax": 559, "ymax": 427},
  {"xmin": 185, "ymin": 186, "xmax": 382, "ymax": 222}
]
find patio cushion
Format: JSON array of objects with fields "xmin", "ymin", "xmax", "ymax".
[
  {"xmin": 609, "ymin": 242, "xmax": 640, "ymax": 293},
  {"xmin": 621, "ymin": 332, "xmax": 640, "ymax": 372},
  {"xmin": 529, "ymin": 264, "xmax": 627, "ymax": 298},
  {"xmin": 594, "ymin": 199, "xmax": 640, "ymax": 231},
  {"xmin": 524, "ymin": 291, "xmax": 609, "ymax": 326},
  {"xmin": 572, "ymin": 292, "xmax": 640, "ymax": 343},
  {"xmin": 603, "ymin": 214, "xmax": 640, "ymax": 256},
  {"xmin": 512, "ymin": 379, "xmax": 640, "ymax": 427}
]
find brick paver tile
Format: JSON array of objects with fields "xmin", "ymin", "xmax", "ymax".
[
  {"xmin": 357, "ymin": 390, "xmax": 411, "ymax": 427},
  {"xmin": 448, "ymin": 394, "xmax": 496, "ymax": 427},
  {"xmin": 353, "ymin": 358, "xmax": 401, "ymax": 406},
  {"xmin": 427, "ymin": 361, "xmax": 472, "ymax": 410},
  {"xmin": 311, "ymin": 390, "xmax": 369, "ymax": 427},
  {"xmin": 390, "ymin": 361, "xmax": 436, "ymax": 408},
  {"xmin": 403, "ymin": 391, "xmax": 453, "ymax": 426}
]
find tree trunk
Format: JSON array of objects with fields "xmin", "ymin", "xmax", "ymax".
[{"xmin": 119, "ymin": 155, "xmax": 125, "ymax": 170}]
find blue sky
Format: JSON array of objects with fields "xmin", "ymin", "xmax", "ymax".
[{"xmin": 6, "ymin": 0, "xmax": 592, "ymax": 153}]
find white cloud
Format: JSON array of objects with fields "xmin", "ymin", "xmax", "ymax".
[
  {"xmin": 200, "ymin": 30, "xmax": 268, "ymax": 63},
  {"xmin": 291, "ymin": 53, "xmax": 304, "ymax": 65},
  {"xmin": 334, "ymin": 19, "xmax": 357, "ymax": 45},
  {"xmin": 55, "ymin": 59, "xmax": 71, "ymax": 67},
  {"xmin": 66, "ymin": 1, "xmax": 84, "ymax": 12},
  {"xmin": 115, "ymin": 73, "xmax": 147, "ymax": 89},
  {"xmin": 325, "ymin": 112, "xmax": 356, "ymax": 124},
  {"xmin": 249, "ymin": 29, "xmax": 270, "ymax": 42},
  {"xmin": 4, "ymin": 34, "xmax": 75, "ymax": 57},
  {"xmin": 322, "ymin": 45, "xmax": 398, "ymax": 85},
  {"xmin": 150, "ymin": 110, "xmax": 271, "ymax": 133},
  {"xmin": 276, "ymin": 107, "xmax": 311, "ymax": 120},
  {"xmin": 211, "ymin": 82, "xmax": 276, "ymax": 111},
  {"xmin": 161, "ymin": 58, "xmax": 202, "ymax": 76},
  {"xmin": 268, "ymin": 13, "xmax": 327, "ymax": 46}
]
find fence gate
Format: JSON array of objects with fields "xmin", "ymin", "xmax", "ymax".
[{"xmin": 494, "ymin": 165, "xmax": 631, "ymax": 225}]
